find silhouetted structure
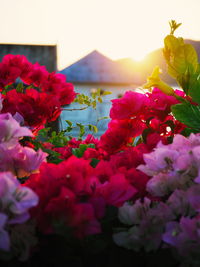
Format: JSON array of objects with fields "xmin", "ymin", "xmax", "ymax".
[{"xmin": 0, "ymin": 44, "xmax": 57, "ymax": 72}]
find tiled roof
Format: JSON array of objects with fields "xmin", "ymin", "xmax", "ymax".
[{"xmin": 60, "ymin": 50, "xmax": 141, "ymax": 85}]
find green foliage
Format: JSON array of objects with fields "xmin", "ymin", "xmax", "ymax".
[
  {"xmin": 26, "ymin": 128, "xmax": 69, "ymax": 164},
  {"xmin": 90, "ymin": 158, "xmax": 100, "ymax": 168},
  {"xmin": 76, "ymin": 123, "xmax": 85, "ymax": 137},
  {"xmin": 74, "ymin": 89, "xmax": 111, "ymax": 110},
  {"xmin": 169, "ymin": 20, "xmax": 182, "ymax": 35},
  {"xmin": 163, "ymin": 35, "xmax": 199, "ymax": 95},
  {"xmin": 62, "ymin": 88, "xmax": 111, "ymax": 138},
  {"xmin": 171, "ymin": 103, "xmax": 200, "ymax": 131},
  {"xmin": 16, "ymin": 82, "xmax": 24, "ymax": 93},
  {"xmin": 153, "ymin": 20, "xmax": 200, "ymax": 134},
  {"xmin": 72, "ymin": 144, "xmax": 95, "ymax": 158},
  {"xmin": 36, "ymin": 128, "xmax": 69, "ymax": 147},
  {"xmin": 88, "ymin": 124, "xmax": 98, "ymax": 133},
  {"xmin": 185, "ymin": 72, "xmax": 200, "ymax": 104}
]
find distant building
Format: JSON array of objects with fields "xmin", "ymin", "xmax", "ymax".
[
  {"xmin": 0, "ymin": 44, "xmax": 57, "ymax": 72},
  {"xmin": 60, "ymin": 50, "xmax": 142, "ymax": 137}
]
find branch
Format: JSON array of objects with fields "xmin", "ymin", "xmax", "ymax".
[{"xmin": 62, "ymin": 106, "xmax": 88, "ymax": 111}]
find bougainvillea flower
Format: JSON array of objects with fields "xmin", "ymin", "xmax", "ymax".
[
  {"xmin": 0, "ymin": 213, "xmax": 9, "ymax": 251},
  {"xmin": 110, "ymin": 91, "xmax": 149, "ymax": 120},
  {"xmin": 0, "ymin": 113, "xmax": 33, "ymax": 147},
  {"xmin": 2, "ymin": 89, "xmax": 61, "ymax": 129},
  {"xmin": 0, "ymin": 171, "xmax": 38, "ymax": 228}
]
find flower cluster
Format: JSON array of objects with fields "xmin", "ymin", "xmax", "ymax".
[
  {"xmin": 99, "ymin": 88, "xmax": 185, "ymax": 154},
  {"xmin": 0, "ymin": 94, "xmax": 46, "ymax": 259},
  {"xmin": 113, "ymin": 134, "xmax": 200, "ymax": 265},
  {"xmin": 0, "ymin": 54, "xmax": 75, "ymax": 130},
  {"xmin": 1, "ymin": 23, "xmax": 200, "ymax": 266},
  {"xmin": 0, "ymin": 108, "xmax": 47, "ymax": 177},
  {"xmin": 0, "ymin": 172, "xmax": 38, "ymax": 255},
  {"xmin": 138, "ymin": 134, "xmax": 200, "ymax": 196},
  {"xmin": 24, "ymin": 153, "xmax": 143, "ymax": 238}
]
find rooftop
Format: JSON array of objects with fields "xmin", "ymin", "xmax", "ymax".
[{"xmin": 60, "ymin": 50, "xmax": 141, "ymax": 85}]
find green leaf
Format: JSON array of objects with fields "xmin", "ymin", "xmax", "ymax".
[
  {"xmin": 76, "ymin": 123, "xmax": 85, "ymax": 137},
  {"xmin": 26, "ymin": 85, "xmax": 33, "ymax": 90},
  {"xmin": 169, "ymin": 20, "xmax": 182, "ymax": 35},
  {"xmin": 90, "ymin": 158, "xmax": 100, "ymax": 168},
  {"xmin": 102, "ymin": 91, "xmax": 112, "ymax": 96},
  {"xmin": 171, "ymin": 103, "xmax": 200, "ymax": 130},
  {"xmin": 164, "ymin": 35, "xmax": 183, "ymax": 55},
  {"xmin": 16, "ymin": 82, "xmax": 24, "ymax": 92},
  {"xmin": 97, "ymin": 88, "xmax": 101, "ymax": 96},
  {"xmin": 92, "ymin": 101, "xmax": 97, "ymax": 109},
  {"xmin": 72, "ymin": 144, "xmax": 88, "ymax": 158},
  {"xmin": 36, "ymin": 128, "xmax": 50, "ymax": 141},
  {"xmin": 163, "ymin": 33, "xmax": 198, "ymax": 94},
  {"xmin": 44, "ymin": 149, "xmax": 63, "ymax": 164},
  {"xmin": 72, "ymin": 144, "xmax": 96, "ymax": 158},
  {"xmin": 88, "ymin": 124, "xmax": 99, "ymax": 134},
  {"xmin": 66, "ymin": 126, "xmax": 73, "ymax": 132},
  {"xmin": 5, "ymin": 84, "xmax": 13, "ymax": 90},
  {"xmin": 181, "ymin": 127, "xmax": 200, "ymax": 137},
  {"xmin": 91, "ymin": 92, "xmax": 97, "ymax": 99},
  {"xmin": 187, "ymin": 74, "xmax": 200, "ymax": 104},
  {"xmin": 51, "ymin": 131, "xmax": 56, "ymax": 137},
  {"xmin": 87, "ymin": 144, "xmax": 95, "ymax": 149},
  {"xmin": 90, "ymin": 125, "xmax": 98, "ymax": 133},
  {"xmin": 65, "ymin": 120, "xmax": 72, "ymax": 127},
  {"xmin": 98, "ymin": 97, "xmax": 102, "ymax": 103},
  {"xmin": 142, "ymin": 128, "xmax": 153, "ymax": 143}
]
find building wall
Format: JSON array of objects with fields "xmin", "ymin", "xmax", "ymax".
[
  {"xmin": 60, "ymin": 83, "xmax": 138, "ymax": 138},
  {"xmin": 0, "ymin": 44, "xmax": 57, "ymax": 72}
]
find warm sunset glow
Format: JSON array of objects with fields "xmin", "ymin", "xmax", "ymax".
[
  {"xmin": 131, "ymin": 54, "xmax": 147, "ymax": 62},
  {"xmin": 0, "ymin": 0, "xmax": 200, "ymax": 69}
]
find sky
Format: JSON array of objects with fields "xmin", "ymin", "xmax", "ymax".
[{"xmin": 0, "ymin": 0, "xmax": 200, "ymax": 70}]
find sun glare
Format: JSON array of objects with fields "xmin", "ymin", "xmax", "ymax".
[
  {"xmin": 131, "ymin": 53, "xmax": 146, "ymax": 62},
  {"xmin": 1, "ymin": 0, "xmax": 199, "ymax": 70}
]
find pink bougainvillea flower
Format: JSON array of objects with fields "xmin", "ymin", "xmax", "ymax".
[
  {"xmin": 0, "ymin": 113, "xmax": 33, "ymax": 147},
  {"xmin": 0, "ymin": 144, "xmax": 47, "ymax": 177},
  {"xmin": 13, "ymin": 147, "xmax": 48, "ymax": 178},
  {"xmin": 0, "ymin": 172, "xmax": 38, "ymax": 225}
]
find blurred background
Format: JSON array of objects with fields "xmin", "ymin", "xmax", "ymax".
[{"xmin": 0, "ymin": 0, "xmax": 200, "ymax": 136}]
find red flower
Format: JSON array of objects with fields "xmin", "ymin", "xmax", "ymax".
[
  {"xmin": 110, "ymin": 91, "xmax": 149, "ymax": 120},
  {"xmin": 0, "ymin": 54, "xmax": 76, "ymax": 108},
  {"xmin": 41, "ymin": 72, "xmax": 76, "ymax": 105},
  {"xmin": 2, "ymin": 54, "xmax": 33, "ymax": 81},
  {"xmin": 2, "ymin": 89, "xmax": 61, "ymax": 129},
  {"xmin": 22, "ymin": 63, "xmax": 48, "ymax": 87},
  {"xmin": 145, "ymin": 87, "xmax": 180, "ymax": 120},
  {"xmin": 99, "ymin": 119, "xmax": 146, "ymax": 154},
  {"xmin": 96, "ymin": 173, "xmax": 137, "ymax": 207},
  {"xmin": 25, "ymin": 154, "xmax": 138, "ymax": 237},
  {"xmin": 0, "ymin": 62, "xmax": 21, "ymax": 88}
]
